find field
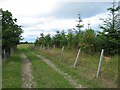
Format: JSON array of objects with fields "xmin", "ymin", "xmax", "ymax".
[
  {"xmin": 33, "ymin": 45, "xmax": 118, "ymax": 88},
  {"xmin": 2, "ymin": 44, "xmax": 118, "ymax": 88}
]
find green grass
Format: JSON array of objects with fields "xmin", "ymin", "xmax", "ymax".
[
  {"xmin": 2, "ymin": 49, "xmax": 22, "ymax": 88},
  {"xmin": 19, "ymin": 46, "xmax": 74, "ymax": 88},
  {"xmin": 0, "ymin": 53, "xmax": 2, "ymax": 89},
  {"xmin": 33, "ymin": 45, "xmax": 118, "ymax": 88},
  {"xmin": 13, "ymin": 44, "xmax": 118, "ymax": 88}
]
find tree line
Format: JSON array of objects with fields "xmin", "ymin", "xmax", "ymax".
[
  {"xmin": 2, "ymin": 9, "xmax": 23, "ymax": 59},
  {"xmin": 35, "ymin": 1, "xmax": 120, "ymax": 56}
]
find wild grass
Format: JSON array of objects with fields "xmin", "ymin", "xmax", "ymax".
[
  {"xmin": 33, "ymin": 45, "xmax": 118, "ymax": 88},
  {"xmin": 2, "ymin": 49, "xmax": 22, "ymax": 88}
]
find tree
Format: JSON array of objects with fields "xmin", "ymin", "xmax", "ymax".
[
  {"xmin": 74, "ymin": 13, "xmax": 84, "ymax": 48},
  {"xmin": 44, "ymin": 34, "xmax": 52, "ymax": 46},
  {"xmin": 37, "ymin": 33, "xmax": 45, "ymax": 46},
  {"xmin": 0, "ymin": 9, "xmax": 2, "ymax": 55},
  {"xmin": 82, "ymin": 28, "xmax": 96, "ymax": 53},
  {"xmin": 59, "ymin": 30, "xmax": 67, "ymax": 47},
  {"xmin": 75, "ymin": 31, "xmax": 84, "ymax": 48},
  {"xmin": 99, "ymin": 1, "xmax": 120, "ymax": 56},
  {"xmin": 52, "ymin": 31, "xmax": 61, "ymax": 47},
  {"xmin": 75, "ymin": 13, "xmax": 84, "ymax": 33},
  {"xmin": 2, "ymin": 10, "xmax": 23, "ymax": 58},
  {"xmin": 67, "ymin": 29, "xmax": 75, "ymax": 48}
]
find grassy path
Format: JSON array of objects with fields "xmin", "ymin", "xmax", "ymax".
[
  {"xmin": 18, "ymin": 44, "xmax": 74, "ymax": 88},
  {"xmin": 3, "ymin": 44, "xmax": 75, "ymax": 88},
  {"xmin": 35, "ymin": 54, "xmax": 83, "ymax": 88},
  {"xmin": 3, "ymin": 46, "xmax": 74, "ymax": 88}
]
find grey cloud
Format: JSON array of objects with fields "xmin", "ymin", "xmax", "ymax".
[
  {"xmin": 49, "ymin": 2, "xmax": 111, "ymax": 19},
  {"xmin": 20, "ymin": 2, "xmax": 112, "ymax": 42},
  {"xmin": 20, "ymin": 21, "xmax": 45, "ymax": 28}
]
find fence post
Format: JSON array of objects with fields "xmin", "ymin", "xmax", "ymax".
[
  {"xmin": 73, "ymin": 48, "xmax": 81, "ymax": 67},
  {"xmin": 60, "ymin": 46, "xmax": 64, "ymax": 61},
  {"xmin": 40, "ymin": 45, "xmax": 42, "ymax": 50},
  {"xmin": 52, "ymin": 45, "xmax": 55, "ymax": 56},
  {"xmin": 43, "ymin": 45, "xmax": 45, "ymax": 50},
  {"xmin": 48, "ymin": 45, "xmax": 49, "ymax": 50},
  {"xmin": 97, "ymin": 49, "xmax": 104, "ymax": 78},
  {"xmin": 53, "ymin": 44, "xmax": 55, "ymax": 49}
]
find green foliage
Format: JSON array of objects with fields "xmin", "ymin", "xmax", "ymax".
[
  {"xmin": 35, "ymin": 28, "xmax": 96, "ymax": 53},
  {"xmin": 2, "ymin": 10, "xmax": 23, "ymax": 58},
  {"xmin": 98, "ymin": 1, "xmax": 120, "ymax": 56},
  {"xmin": 52, "ymin": 31, "xmax": 62, "ymax": 47},
  {"xmin": 2, "ymin": 49, "xmax": 22, "ymax": 88},
  {"xmin": 67, "ymin": 29, "xmax": 75, "ymax": 48},
  {"xmin": 35, "ymin": 1, "xmax": 119, "ymax": 56},
  {"xmin": 80, "ymin": 29, "xmax": 96, "ymax": 53}
]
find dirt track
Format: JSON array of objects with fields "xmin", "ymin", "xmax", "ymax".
[{"xmin": 21, "ymin": 53, "xmax": 36, "ymax": 88}]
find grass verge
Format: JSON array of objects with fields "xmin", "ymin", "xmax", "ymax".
[{"xmin": 2, "ymin": 49, "xmax": 22, "ymax": 88}]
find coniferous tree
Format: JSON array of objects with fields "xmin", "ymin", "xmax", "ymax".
[{"xmin": 99, "ymin": 1, "xmax": 120, "ymax": 55}]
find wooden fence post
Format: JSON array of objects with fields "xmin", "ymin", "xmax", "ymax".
[
  {"xmin": 73, "ymin": 48, "xmax": 81, "ymax": 67},
  {"xmin": 97, "ymin": 49, "xmax": 104, "ymax": 78},
  {"xmin": 4, "ymin": 49, "xmax": 6, "ymax": 60},
  {"xmin": 60, "ymin": 46, "xmax": 64, "ymax": 61},
  {"xmin": 43, "ymin": 45, "xmax": 45, "ymax": 50},
  {"xmin": 40, "ymin": 45, "xmax": 42, "ymax": 50},
  {"xmin": 53, "ymin": 44, "xmax": 55, "ymax": 49},
  {"xmin": 52, "ymin": 45, "xmax": 55, "ymax": 56},
  {"xmin": 48, "ymin": 45, "xmax": 49, "ymax": 50}
]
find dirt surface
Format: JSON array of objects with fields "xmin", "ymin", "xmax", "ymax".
[
  {"xmin": 21, "ymin": 53, "xmax": 36, "ymax": 88},
  {"xmin": 35, "ymin": 54, "xmax": 83, "ymax": 88}
]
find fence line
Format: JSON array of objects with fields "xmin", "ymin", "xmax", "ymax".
[
  {"xmin": 60, "ymin": 46, "xmax": 64, "ymax": 61},
  {"xmin": 73, "ymin": 48, "xmax": 81, "ymax": 67},
  {"xmin": 97, "ymin": 49, "xmax": 104, "ymax": 78}
]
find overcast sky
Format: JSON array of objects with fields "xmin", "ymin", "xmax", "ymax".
[{"xmin": 0, "ymin": 0, "xmax": 119, "ymax": 42}]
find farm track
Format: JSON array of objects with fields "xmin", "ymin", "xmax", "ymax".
[
  {"xmin": 33, "ymin": 53, "xmax": 84, "ymax": 88},
  {"xmin": 21, "ymin": 53, "xmax": 36, "ymax": 88}
]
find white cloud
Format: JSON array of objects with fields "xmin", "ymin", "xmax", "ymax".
[
  {"xmin": 36, "ymin": 18, "xmax": 76, "ymax": 30},
  {"xmin": 20, "ymin": 12, "xmax": 108, "ymax": 42},
  {"xmin": 82, "ymin": 12, "xmax": 108, "ymax": 30},
  {"xmin": 0, "ymin": 0, "xmax": 59, "ymax": 17},
  {"xmin": 59, "ymin": 0, "xmax": 118, "ymax": 2},
  {"xmin": 0, "ymin": 0, "xmax": 110, "ymax": 42}
]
